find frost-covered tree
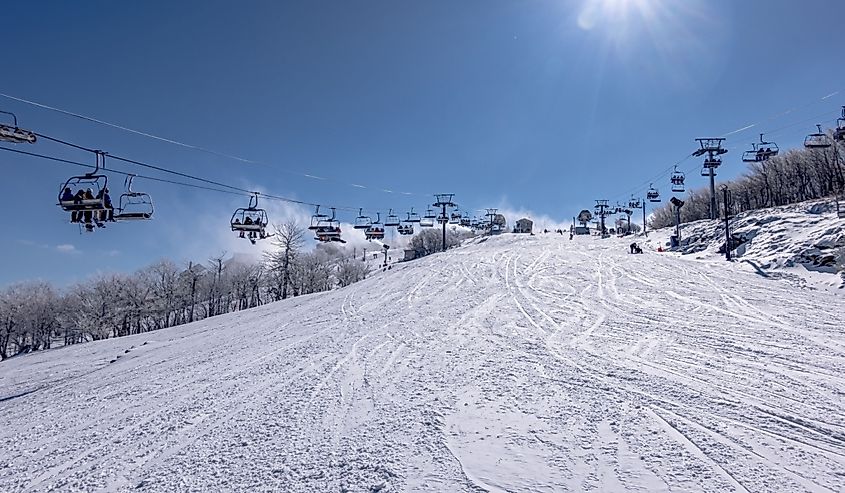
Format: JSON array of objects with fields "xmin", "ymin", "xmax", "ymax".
[
  {"xmin": 265, "ymin": 220, "xmax": 306, "ymax": 301},
  {"xmin": 408, "ymin": 228, "xmax": 472, "ymax": 258},
  {"xmin": 651, "ymin": 134, "xmax": 844, "ymax": 229},
  {"xmin": 336, "ymin": 257, "xmax": 371, "ymax": 287}
]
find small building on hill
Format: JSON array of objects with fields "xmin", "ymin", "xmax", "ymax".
[
  {"xmin": 403, "ymin": 249, "xmax": 417, "ymax": 261},
  {"xmin": 514, "ymin": 218, "xmax": 533, "ymax": 234}
]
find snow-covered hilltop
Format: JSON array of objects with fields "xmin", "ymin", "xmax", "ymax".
[
  {"xmin": 645, "ymin": 198, "xmax": 845, "ymax": 290},
  {"xmin": 1, "ymin": 233, "xmax": 843, "ymax": 492}
]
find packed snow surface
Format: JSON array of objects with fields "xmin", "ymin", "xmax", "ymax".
[
  {"xmin": 645, "ymin": 199, "xmax": 845, "ymax": 290},
  {"xmin": 1, "ymin": 234, "xmax": 844, "ymax": 492}
]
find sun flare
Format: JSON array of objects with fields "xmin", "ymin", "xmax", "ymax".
[{"xmin": 577, "ymin": 0, "xmax": 657, "ymax": 32}]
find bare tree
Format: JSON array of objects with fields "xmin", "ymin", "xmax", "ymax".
[{"xmin": 265, "ymin": 219, "xmax": 306, "ymax": 301}]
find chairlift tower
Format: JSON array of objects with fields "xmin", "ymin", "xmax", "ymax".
[
  {"xmin": 485, "ymin": 208, "xmax": 498, "ymax": 235},
  {"xmin": 594, "ymin": 200, "xmax": 610, "ymax": 238},
  {"xmin": 433, "ymin": 193, "xmax": 457, "ymax": 252},
  {"xmin": 694, "ymin": 138, "xmax": 727, "ymax": 220}
]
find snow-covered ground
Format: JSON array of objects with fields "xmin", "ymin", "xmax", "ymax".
[
  {"xmin": 1, "ymin": 233, "xmax": 844, "ymax": 492},
  {"xmin": 643, "ymin": 199, "xmax": 845, "ymax": 291}
]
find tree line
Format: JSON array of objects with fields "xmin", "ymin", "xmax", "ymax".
[
  {"xmin": 0, "ymin": 221, "xmax": 374, "ymax": 360},
  {"xmin": 651, "ymin": 133, "xmax": 844, "ymax": 228},
  {"xmin": 0, "ymin": 221, "xmax": 477, "ymax": 360}
]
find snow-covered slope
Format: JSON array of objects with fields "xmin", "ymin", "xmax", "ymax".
[
  {"xmin": 645, "ymin": 199, "xmax": 845, "ymax": 290},
  {"xmin": 1, "ymin": 234, "xmax": 844, "ymax": 492}
]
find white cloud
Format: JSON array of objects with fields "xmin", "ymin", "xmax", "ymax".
[
  {"xmin": 55, "ymin": 244, "xmax": 80, "ymax": 254},
  {"xmin": 18, "ymin": 239, "xmax": 49, "ymax": 249}
]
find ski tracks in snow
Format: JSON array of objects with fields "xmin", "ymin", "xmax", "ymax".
[{"xmin": 1, "ymin": 234, "xmax": 844, "ymax": 492}]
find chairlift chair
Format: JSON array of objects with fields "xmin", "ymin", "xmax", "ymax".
[
  {"xmin": 741, "ymin": 142, "xmax": 760, "ymax": 163},
  {"xmin": 353, "ymin": 208, "xmax": 372, "ymax": 229},
  {"xmin": 397, "ymin": 221, "xmax": 414, "ymax": 235},
  {"xmin": 406, "ymin": 207, "xmax": 421, "ymax": 223},
  {"xmin": 365, "ymin": 214, "xmax": 386, "ymax": 241},
  {"xmin": 670, "ymin": 167, "xmax": 686, "ymax": 193},
  {"xmin": 113, "ymin": 175, "xmax": 153, "ymax": 221},
  {"xmin": 314, "ymin": 207, "xmax": 345, "ymax": 243},
  {"xmin": 384, "ymin": 208, "xmax": 401, "ymax": 227},
  {"xmin": 58, "ymin": 151, "xmax": 109, "ymax": 213},
  {"xmin": 419, "ymin": 208, "xmax": 436, "ymax": 228},
  {"xmin": 231, "ymin": 193, "xmax": 270, "ymax": 243},
  {"xmin": 0, "ymin": 111, "xmax": 37, "ymax": 144},
  {"xmin": 309, "ymin": 205, "xmax": 329, "ymax": 230},
  {"xmin": 804, "ymin": 124, "xmax": 832, "ymax": 149},
  {"xmin": 743, "ymin": 133, "xmax": 779, "ymax": 162},
  {"xmin": 365, "ymin": 228, "xmax": 386, "ymax": 240},
  {"xmin": 450, "ymin": 209, "xmax": 462, "ymax": 225},
  {"xmin": 365, "ymin": 212, "xmax": 386, "ymax": 240},
  {"xmin": 703, "ymin": 156, "xmax": 721, "ymax": 169},
  {"xmin": 646, "ymin": 184, "xmax": 661, "ymax": 203},
  {"xmin": 834, "ymin": 107, "xmax": 845, "ymax": 142}
]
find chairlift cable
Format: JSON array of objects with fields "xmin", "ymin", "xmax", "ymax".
[
  {"xmin": 609, "ymin": 89, "xmax": 845, "ymax": 202},
  {"xmin": 611, "ymin": 109, "xmax": 844, "ymax": 202},
  {"xmin": 0, "ymin": 91, "xmax": 427, "ymax": 198},
  {"xmin": 0, "ymin": 146, "xmax": 249, "ymax": 198},
  {"xmin": 717, "ymin": 90, "xmax": 841, "ymax": 137},
  {"xmin": 30, "ymin": 130, "xmax": 383, "ymax": 213},
  {"xmin": 1, "ymin": 142, "xmax": 387, "ymax": 219}
]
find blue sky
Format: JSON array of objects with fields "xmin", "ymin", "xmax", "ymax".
[{"xmin": 2, "ymin": 0, "xmax": 843, "ymax": 286}]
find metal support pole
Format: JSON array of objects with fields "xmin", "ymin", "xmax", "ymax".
[
  {"xmin": 642, "ymin": 199, "xmax": 647, "ymax": 237},
  {"xmin": 441, "ymin": 204, "xmax": 447, "ymax": 252},
  {"xmin": 722, "ymin": 186, "xmax": 732, "ymax": 261},
  {"xmin": 709, "ymin": 166, "xmax": 717, "ymax": 220},
  {"xmin": 674, "ymin": 205, "xmax": 681, "ymax": 243}
]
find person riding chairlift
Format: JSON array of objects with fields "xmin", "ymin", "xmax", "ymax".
[
  {"xmin": 97, "ymin": 188, "xmax": 114, "ymax": 223},
  {"xmin": 82, "ymin": 189, "xmax": 95, "ymax": 225},
  {"xmin": 241, "ymin": 216, "xmax": 253, "ymax": 238},
  {"xmin": 61, "ymin": 187, "xmax": 76, "ymax": 222}
]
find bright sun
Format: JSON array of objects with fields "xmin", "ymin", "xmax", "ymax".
[{"xmin": 577, "ymin": 0, "xmax": 656, "ymax": 32}]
